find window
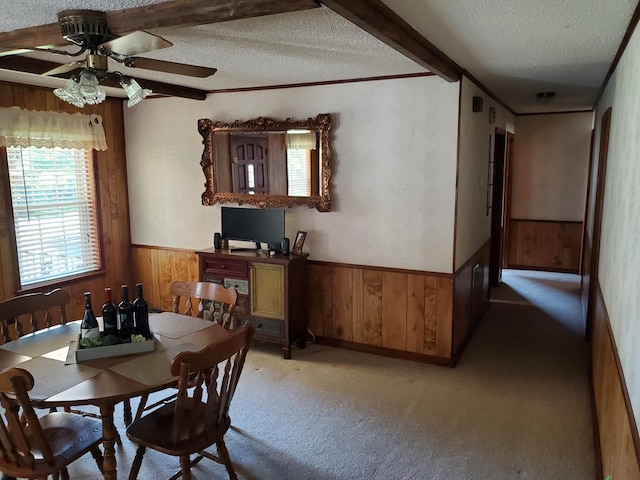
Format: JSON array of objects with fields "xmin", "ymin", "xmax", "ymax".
[
  {"xmin": 286, "ymin": 148, "xmax": 311, "ymax": 196},
  {"xmin": 6, "ymin": 146, "xmax": 101, "ymax": 287}
]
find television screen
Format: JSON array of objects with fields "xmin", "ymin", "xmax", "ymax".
[{"xmin": 221, "ymin": 207, "xmax": 285, "ymax": 249}]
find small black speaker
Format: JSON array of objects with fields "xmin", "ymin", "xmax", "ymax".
[
  {"xmin": 472, "ymin": 95, "xmax": 484, "ymax": 112},
  {"xmin": 213, "ymin": 232, "xmax": 221, "ymax": 249},
  {"xmin": 281, "ymin": 237, "xmax": 290, "ymax": 255}
]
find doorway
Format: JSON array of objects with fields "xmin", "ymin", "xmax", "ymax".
[{"xmin": 489, "ymin": 128, "xmax": 508, "ymax": 287}]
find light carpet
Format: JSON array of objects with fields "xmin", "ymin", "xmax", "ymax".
[{"xmin": 67, "ymin": 269, "xmax": 595, "ymax": 479}]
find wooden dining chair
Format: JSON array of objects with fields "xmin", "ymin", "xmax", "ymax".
[
  {"xmin": 0, "ymin": 367, "xmax": 103, "ymax": 480},
  {"xmin": 126, "ymin": 323, "xmax": 254, "ymax": 480},
  {"xmin": 0, "ymin": 288, "xmax": 70, "ymax": 344},
  {"xmin": 170, "ymin": 281, "xmax": 238, "ymax": 329},
  {"xmin": 0, "ymin": 289, "xmax": 131, "ymax": 440},
  {"xmin": 133, "ymin": 280, "xmax": 240, "ymax": 422}
]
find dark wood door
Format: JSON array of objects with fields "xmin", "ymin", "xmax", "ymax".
[
  {"xmin": 230, "ymin": 135, "xmax": 269, "ymax": 194},
  {"xmin": 584, "ymin": 107, "xmax": 611, "ymax": 340},
  {"xmin": 490, "ymin": 129, "xmax": 507, "ymax": 287}
]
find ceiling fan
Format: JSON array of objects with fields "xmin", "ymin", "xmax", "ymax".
[{"xmin": 1, "ymin": 9, "xmax": 217, "ymax": 107}]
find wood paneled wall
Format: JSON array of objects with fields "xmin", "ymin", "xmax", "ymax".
[
  {"xmin": 453, "ymin": 240, "xmax": 490, "ymax": 360},
  {"xmin": 308, "ymin": 262, "xmax": 454, "ymax": 362},
  {"xmin": 131, "ymin": 243, "xmax": 491, "ymax": 365},
  {"xmin": 130, "ymin": 245, "xmax": 199, "ymax": 312},
  {"xmin": 592, "ymin": 280, "xmax": 640, "ymax": 480},
  {"xmin": 0, "ymin": 81, "xmax": 131, "ymax": 322},
  {"xmin": 507, "ymin": 219, "xmax": 582, "ymax": 273}
]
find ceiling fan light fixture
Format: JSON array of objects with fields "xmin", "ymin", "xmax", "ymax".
[
  {"xmin": 120, "ymin": 77, "xmax": 152, "ymax": 108},
  {"xmin": 77, "ymin": 69, "xmax": 106, "ymax": 105},
  {"xmin": 78, "ymin": 69, "xmax": 99, "ymax": 94},
  {"xmin": 53, "ymin": 78, "xmax": 85, "ymax": 108}
]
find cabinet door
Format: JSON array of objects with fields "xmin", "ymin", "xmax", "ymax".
[{"xmin": 250, "ymin": 263, "xmax": 285, "ymax": 320}]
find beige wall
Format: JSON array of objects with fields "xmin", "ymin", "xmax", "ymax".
[
  {"xmin": 454, "ymin": 75, "xmax": 515, "ymax": 271},
  {"xmin": 511, "ymin": 112, "xmax": 592, "ymax": 221},
  {"xmin": 124, "ymin": 76, "xmax": 460, "ymax": 273},
  {"xmin": 595, "ymin": 19, "xmax": 640, "ymax": 427}
]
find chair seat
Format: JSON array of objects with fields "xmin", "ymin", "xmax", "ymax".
[
  {"xmin": 0, "ymin": 412, "xmax": 102, "ymax": 477},
  {"xmin": 127, "ymin": 400, "xmax": 230, "ymax": 457}
]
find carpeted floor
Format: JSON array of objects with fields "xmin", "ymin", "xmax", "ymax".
[{"xmin": 69, "ymin": 269, "xmax": 596, "ymax": 479}]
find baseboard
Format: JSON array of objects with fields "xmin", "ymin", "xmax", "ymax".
[
  {"xmin": 314, "ymin": 336, "xmax": 455, "ymax": 367},
  {"xmin": 508, "ymin": 264, "xmax": 579, "ymax": 274}
]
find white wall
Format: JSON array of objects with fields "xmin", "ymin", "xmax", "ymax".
[
  {"xmin": 594, "ymin": 23, "xmax": 640, "ymax": 426},
  {"xmin": 455, "ymin": 76, "xmax": 515, "ymax": 271},
  {"xmin": 124, "ymin": 76, "xmax": 460, "ymax": 273},
  {"xmin": 512, "ymin": 113, "xmax": 592, "ymax": 221}
]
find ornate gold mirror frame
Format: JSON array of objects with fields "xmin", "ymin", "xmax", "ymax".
[{"xmin": 198, "ymin": 113, "xmax": 332, "ymax": 211}]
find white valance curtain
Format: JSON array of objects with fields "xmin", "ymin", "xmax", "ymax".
[
  {"xmin": 285, "ymin": 132, "xmax": 316, "ymax": 150},
  {"xmin": 0, "ymin": 106, "xmax": 107, "ymax": 151}
]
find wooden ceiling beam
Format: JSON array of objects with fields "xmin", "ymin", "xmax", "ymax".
[
  {"xmin": 320, "ymin": 0, "xmax": 461, "ymax": 82},
  {"xmin": 0, "ymin": 56, "xmax": 208, "ymax": 100},
  {"xmin": 0, "ymin": 0, "xmax": 320, "ymax": 49}
]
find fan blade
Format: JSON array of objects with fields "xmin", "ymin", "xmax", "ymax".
[
  {"xmin": 42, "ymin": 61, "xmax": 85, "ymax": 76},
  {"xmin": 0, "ymin": 45, "xmax": 82, "ymax": 58},
  {"xmin": 100, "ymin": 31, "xmax": 172, "ymax": 57},
  {"xmin": 0, "ymin": 48, "xmax": 33, "ymax": 57},
  {"xmin": 123, "ymin": 57, "xmax": 217, "ymax": 78}
]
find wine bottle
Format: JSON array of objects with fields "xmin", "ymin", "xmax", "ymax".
[
  {"xmin": 133, "ymin": 283, "xmax": 151, "ymax": 339},
  {"xmin": 80, "ymin": 292, "xmax": 100, "ymax": 340},
  {"xmin": 101, "ymin": 287, "xmax": 118, "ymax": 337},
  {"xmin": 118, "ymin": 285, "xmax": 134, "ymax": 342}
]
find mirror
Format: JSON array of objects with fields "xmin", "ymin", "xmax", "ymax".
[{"xmin": 198, "ymin": 114, "xmax": 332, "ymax": 211}]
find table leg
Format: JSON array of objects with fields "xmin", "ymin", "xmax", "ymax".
[
  {"xmin": 99, "ymin": 403, "xmax": 117, "ymax": 480},
  {"xmin": 123, "ymin": 398, "xmax": 132, "ymax": 426}
]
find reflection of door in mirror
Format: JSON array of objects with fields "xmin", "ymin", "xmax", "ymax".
[{"xmin": 230, "ymin": 135, "xmax": 269, "ymax": 194}]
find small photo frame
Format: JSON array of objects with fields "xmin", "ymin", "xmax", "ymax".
[{"xmin": 292, "ymin": 231, "xmax": 307, "ymax": 255}]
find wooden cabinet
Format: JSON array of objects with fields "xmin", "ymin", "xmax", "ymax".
[{"xmin": 197, "ymin": 247, "xmax": 308, "ymax": 359}]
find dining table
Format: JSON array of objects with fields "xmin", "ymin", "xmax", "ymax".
[{"xmin": 0, "ymin": 312, "xmax": 231, "ymax": 480}]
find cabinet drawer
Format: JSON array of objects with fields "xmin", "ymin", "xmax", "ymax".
[
  {"xmin": 224, "ymin": 278, "xmax": 249, "ymax": 295},
  {"xmin": 235, "ymin": 295, "xmax": 249, "ymax": 315},
  {"xmin": 236, "ymin": 316, "xmax": 284, "ymax": 339},
  {"xmin": 201, "ymin": 257, "xmax": 248, "ymax": 278}
]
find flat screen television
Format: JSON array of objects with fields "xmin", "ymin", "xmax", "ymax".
[{"xmin": 221, "ymin": 207, "xmax": 285, "ymax": 250}]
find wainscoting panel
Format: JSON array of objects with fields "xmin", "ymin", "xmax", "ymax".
[
  {"xmin": 453, "ymin": 241, "xmax": 490, "ymax": 360},
  {"xmin": 309, "ymin": 262, "xmax": 454, "ymax": 362},
  {"xmin": 131, "ymin": 245, "xmax": 489, "ymax": 366},
  {"xmin": 131, "ymin": 245, "xmax": 199, "ymax": 311},
  {"xmin": 507, "ymin": 219, "xmax": 582, "ymax": 272},
  {"xmin": 592, "ymin": 281, "xmax": 640, "ymax": 480}
]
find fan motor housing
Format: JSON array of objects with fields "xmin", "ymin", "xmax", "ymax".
[{"xmin": 58, "ymin": 10, "xmax": 115, "ymax": 48}]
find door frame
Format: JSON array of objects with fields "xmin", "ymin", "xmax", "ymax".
[
  {"xmin": 584, "ymin": 107, "xmax": 611, "ymax": 340},
  {"xmin": 489, "ymin": 128, "xmax": 507, "ymax": 287}
]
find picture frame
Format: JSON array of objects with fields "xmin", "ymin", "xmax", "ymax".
[{"xmin": 292, "ymin": 231, "xmax": 307, "ymax": 255}]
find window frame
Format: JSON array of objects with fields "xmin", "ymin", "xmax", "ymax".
[{"xmin": 1, "ymin": 146, "xmax": 105, "ymax": 294}]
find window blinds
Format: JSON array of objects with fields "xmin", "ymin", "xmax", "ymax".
[{"xmin": 7, "ymin": 146, "xmax": 101, "ymax": 286}]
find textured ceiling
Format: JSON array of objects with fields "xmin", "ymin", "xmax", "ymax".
[{"xmin": 0, "ymin": 0, "xmax": 636, "ymax": 113}]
